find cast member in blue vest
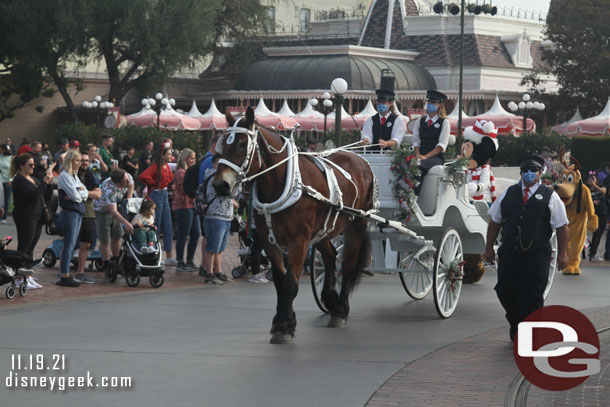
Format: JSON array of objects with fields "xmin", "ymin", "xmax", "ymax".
[
  {"xmin": 413, "ymin": 90, "xmax": 451, "ymax": 183},
  {"xmin": 485, "ymin": 155, "xmax": 569, "ymax": 341},
  {"xmin": 361, "ymin": 73, "xmax": 406, "ymax": 150}
]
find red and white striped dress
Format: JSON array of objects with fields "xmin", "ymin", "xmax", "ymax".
[{"xmin": 467, "ymin": 164, "xmax": 496, "ymax": 203}]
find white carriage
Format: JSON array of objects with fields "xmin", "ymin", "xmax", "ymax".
[{"xmin": 310, "ymin": 152, "xmax": 558, "ymax": 318}]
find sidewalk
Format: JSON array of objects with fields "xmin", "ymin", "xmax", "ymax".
[
  {"xmin": 0, "ymin": 234, "xmax": 246, "ymax": 308},
  {"xmin": 366, "ymin": 305, "xmax": 610, "ymax": 407}
]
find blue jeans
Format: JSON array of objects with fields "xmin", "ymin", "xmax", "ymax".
[
  {"xmin": 2, "ymin": 182, "xmax": 11, "ymax": 220},
  {"xmin": 60, "ymin": 210, "xmax": 82, "ymax": 276},
  {"xmin": 175, "ymin": 208, "xmax": 200, "ymax": 263},
  {"xmin": 149, "ymin": 189, "xmax": 173, "ymax": 253},
  {"xmin": 204, "ymin": 218, "xmax": 231, "ymax": 254}
]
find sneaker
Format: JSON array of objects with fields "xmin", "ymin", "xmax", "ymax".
[
  {"xmin": 204, "ymin": 273, "xmax": 224, "ymax": 285},
  {"xmin": 0, "ymin": 219, "xmax": 7, "ymax": 224},
  {"xmin": 198, "ymin": 265, "xmax": 207, "ymax": 277},
  {"xmin": 27, "ymin": 277, "xmax": 42, "ymax": 289},
  {"xmin": 55, "ymin": 275, "xmax": 80, "ymax": 287},
  {"xmin": 176, "ymin": 262, "xmax": 192, "ymax": 272},
  {"xmin": 591, "ymin": 255, "xmax": 603, "ymax": 263},
  {"xmin": 165, "ymin": 257, "xmax": 178, "ymax": 266},
  {"xmin": 249, "ymin": 273, "xmax": 269, "ymax": 284},
  {"xmin": 73, "ymin": 273, "xmax": 95, "ymax": 284},
  {"xmin": 215, "ymin": 272, "xmax": 232, "ymax": 282},
  {"xmin": 186, "ymin": 262, "xmax": 196, "ymax": 271}
]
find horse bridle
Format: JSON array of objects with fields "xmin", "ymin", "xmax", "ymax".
[{"xmin": 217, "ymin": 117, "xmax": 261, "ymax": 179}]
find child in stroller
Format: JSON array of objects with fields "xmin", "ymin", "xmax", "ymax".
[
  {"xmin": 105, "ymin": 198, "xmax": 164, "ymax": 288},
  {"xmin": 131, "ymin": 198, "xmax": 158, "ymax": 254},
  {"xmin": 0, "ymin": 236, "xmax": 41, "ymax": 298}
]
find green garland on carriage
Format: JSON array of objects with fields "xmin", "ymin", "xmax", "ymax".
[{"xmin": 390, "ymin": 144, "xmax": 420, "ymax": 224}]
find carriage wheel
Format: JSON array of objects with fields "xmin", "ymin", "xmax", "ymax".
[
  {"xmin": 543, "ymin": 232, "xmax": 558, "ymax": 300},
  {"xmin": 94, "ymin": 259, "xmax": 104, "ymax": 271},
  {"xmin": 310, "ymin": 236, "xmax": 343, "ymax": 313},
  {"xmin": 149, "ymin": 273, "xmax": 164, "ymax": 288},
  {"xmin": 125, "ymin": 272, "xmax": 140, "ymax": 288},
  {"xmin": 433, "ymin": 228, "xmax": 464, "ymax": 318},
  {"xmin": 19, "ymin": 283, "xmax": 27, "ymax": 297},
  {"xmin": 398, "ymin": 248, "xmax": 434, "ymax": 300}
]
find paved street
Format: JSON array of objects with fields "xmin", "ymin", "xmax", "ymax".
[{"xmin": 0, "ymin": 220, "xmax": 609, "ymax": 406}]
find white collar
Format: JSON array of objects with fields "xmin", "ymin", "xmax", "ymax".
[
  {"xmin": 522, "ymin": 181, "xmax": 541, "ymax": 194},
  {"xmin": 425, "ymin": 114, "xmax": 439, "ymax": 122}
]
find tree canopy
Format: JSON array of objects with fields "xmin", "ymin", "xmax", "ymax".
[
  {"xmin": 1, "ymin": 0, "xmax": 273, "ymax": 123},
  {"xmin": 531, "ymin": 0, "xmax": 610, "ymax": 120}
]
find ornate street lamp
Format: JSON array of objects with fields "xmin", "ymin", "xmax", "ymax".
[
  {"xmin": 141, "ymin": 92, "xmax": 176, "ymax": 130},
  {"xmin": 508, "ymin": 93, "xmax": 545, "ymax": 135},
  {"xmin": 82, "ymin": 95, "xmax": 113, "ymax": 126},
  {"xmin": 310, "ymin": 92, "xmax": 334, "ymax": 141},
  {"xmin": 331, "ymin": 77, "xmax": 348, "ymax": 147}
]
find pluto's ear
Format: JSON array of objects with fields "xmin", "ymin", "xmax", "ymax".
[
  {"xmin": 225, "ymin": 110, "xmax": 235, "ymax": 126},
  {"xmin": 245, "ymin": 106, "xmax": 255, "ymax": 127}
]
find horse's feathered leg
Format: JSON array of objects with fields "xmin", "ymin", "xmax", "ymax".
[
  {"xmin": 314, "ymin": 239, "xmax": 340, "ymax": 313},
  {"xmin": 266, "ymin": 237, "xmax": 309, "ymax": 344},
  {"xmin": 329, "ymin": 218, "xmax": 370, "ymax": 328}
]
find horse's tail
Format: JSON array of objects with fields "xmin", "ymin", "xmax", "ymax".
[{"xmin": 348, "ymin": 229, "xmax": 370, "ymax": 291}]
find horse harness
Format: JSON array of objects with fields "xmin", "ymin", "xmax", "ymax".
[{"xmin": 218, "ymin": 122, "xmax": 378, "ymax": 251}]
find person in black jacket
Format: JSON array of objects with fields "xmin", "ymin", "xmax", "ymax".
[
  {"xmin": 11, "ymin": 153, "xmax": 53, "ymax": 259},
  {"xmin": 485, "ymin": 155, "xmax": 569, "ymax": 341}
]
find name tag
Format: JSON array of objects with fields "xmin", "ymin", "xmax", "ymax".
[
  {"xmin": 434, "ymin": 123, "xmax": 440, "ymax": 128},
  {"xmin": 535, "ymin": 194, "xmax": 543, "ymax": 200}
]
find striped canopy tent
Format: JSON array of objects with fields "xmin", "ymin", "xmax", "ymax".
[
  {"xmin": 446, "ymin": 103, "xmax": 470, "ymax": 135},
  {"xmin": 566, "ymin": 98, "xmax": 610, "ymax": 137},
  {"xmin": 294, "ymin": 99, "xmax": 326, "ymax": 131},
  {"xmin": 277, "ymin": 99, "xmax": 296, "ymax": 117},
  {"xmin": 253, "ymin": 98, "xmax": 298, "ymax": 130},
  {"xmin": 189, "ymin": 99, "xmax": 227, "ymax": 130},
  {"xmin": 462, "ymin": 95, "xmax": 535, "ymax": 136},
  {"xmin": 551, "ymin": 107, "xmax": 583, "ymax": 136},
  {"xmin": 126, "ymin": 106, "xmax": 201, "ymax": 130},
  {"xmin": 355, "ymin": 100, "xmax": 378, "ymax": 118}
]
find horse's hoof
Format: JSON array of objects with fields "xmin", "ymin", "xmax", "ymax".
[
  {"xmin": 328, "ymin": 316, "xmax": 347, "ymax": 328},
  {"xmin": 270, "ymin": 332, "xmax": 294, "ymax": 344}
]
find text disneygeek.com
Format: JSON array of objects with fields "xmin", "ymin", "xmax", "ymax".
[{"xmin": 4, "ymin": 354, "xmax": 132, "ymax": 391}]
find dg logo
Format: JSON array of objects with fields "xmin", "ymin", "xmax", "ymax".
[{"xmin": 514, "ymin": 305, "xmax": 600, "ymax": 391}]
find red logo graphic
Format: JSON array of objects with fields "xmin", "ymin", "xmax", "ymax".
[{"xmin": 513, "ymin": 305, "xmax": 600, "ymax": 391}]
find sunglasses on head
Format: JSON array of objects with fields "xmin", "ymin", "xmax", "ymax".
[{"xmin": 520, "ymin": 166, "xmax": 541, "ymax": 173}]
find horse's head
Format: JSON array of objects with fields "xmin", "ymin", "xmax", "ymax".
[{"xmin": 213, "ymin": 106, "xmax": 258, "ymax": 196}]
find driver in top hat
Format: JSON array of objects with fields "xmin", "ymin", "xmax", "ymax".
[
  {"xmin": 361, "ymin": 75, "xmax": 406, "ymax": 151},
  {"xmin": 413, "ymin": 90, "xmax": 451, "ymax": 180}
]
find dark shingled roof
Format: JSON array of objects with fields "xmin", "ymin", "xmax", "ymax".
[
  {"xmin": 393, "ymin": 34, "xmax": 551, "ymax": 70},
  {"xmin": 234, "ymin": 55, "xmax": 436, "ymax": 91}
]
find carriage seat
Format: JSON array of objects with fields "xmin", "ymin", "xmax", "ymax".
[{"xmin": 417, "ymin": 165, "xmax": 444, "ymax": 216}]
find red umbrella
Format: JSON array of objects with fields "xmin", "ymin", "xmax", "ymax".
[
  {"xmin": 462, "ymin": 95, "xmax": 535, "ymax": 136},
  {"xmin": 566, "ymin": 99, "xmax": 610, "ymax": 137},
  {"xmin": 127, "ymin": 107, "xmax": 201, "ymax": 130}
]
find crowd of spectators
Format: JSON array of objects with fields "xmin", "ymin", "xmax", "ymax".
[{"xmin": 1, "ymin": 134, "xmax": 260, "ymax": 291}]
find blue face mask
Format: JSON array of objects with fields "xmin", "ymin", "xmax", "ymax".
[
  {"xmin": 426, "ymin": 102, "xmax": 438, "ymax": 113},
  {"xmin": 376, "ymin": 103, "xmax": 389, "ymax": 114},
  {"xmin": 522, "ymin": 170, "xmax": 537, "ymax": 184}
]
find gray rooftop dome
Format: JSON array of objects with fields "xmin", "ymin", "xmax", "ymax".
[{"xmin": 234, "ymin": 55, "xmax": 436, "ymax": 92}]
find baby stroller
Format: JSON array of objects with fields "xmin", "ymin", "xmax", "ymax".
[
  {"xmin": 0, "ymin": 237, "xmax": 34, "ymax": 299},
  {"xmin": 106, "ymin": 198, "xmax": 164, "ymax": 288},
  {"xmin": 231, "ymin": 217, "xmax": 273, "ymax": 281},
  {"xmin": 42, "ymin": 191, "xmax": 104, "ymax": 271}
]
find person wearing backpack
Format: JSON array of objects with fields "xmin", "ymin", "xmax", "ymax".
[
  {"xmin": 199, "ymin": 155, "xmax": 238, "ymax": 284},
  {"xmin": 173, "ymin": 148, "xmax": 200, "ymax": 271}
]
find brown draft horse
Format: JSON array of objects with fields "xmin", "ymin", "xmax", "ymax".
[{"xmin": 212, "ymin": 107, "xmax": 375, "ymax": 344}]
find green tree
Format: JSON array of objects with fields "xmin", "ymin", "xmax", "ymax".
[
  {"xmin": 1, "ymin": 0, "xmax": 91, "ymax": 123},
  {"xmin": 88, "ymin": 0, "xmax": 221, "ymax": 104},
  {"xmin": 530, "ymin": 0, "xmax": 610, "ymax": 120}
]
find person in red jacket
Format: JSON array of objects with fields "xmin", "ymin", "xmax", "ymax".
[{"xmin": 138, "ymin": 144, "xmax": 176, "ymax": 265}]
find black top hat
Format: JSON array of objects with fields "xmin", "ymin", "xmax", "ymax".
[
  {"xmin": 519, "ymin": 155, "xmax": 544, "ymax": 169},
  {"xmin": 426, "ymin": 89, "xmax": 447, "ymax": 103},
  {"xmin": 376, "ymin": 69, "xmax": 395, "ymax": 101}
]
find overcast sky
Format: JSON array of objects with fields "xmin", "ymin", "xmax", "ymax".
[{"xmin": 488, "ymin": 0, "xmax": 551, "ymax": 14}]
